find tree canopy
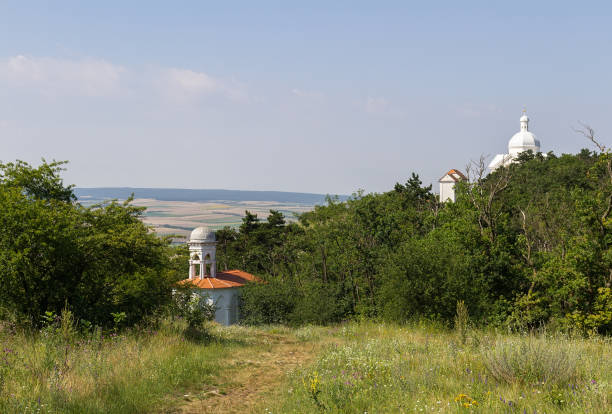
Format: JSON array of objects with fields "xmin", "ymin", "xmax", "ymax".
[
  {"xmin": 224, "ymin": 148, "xmax": 612, "ymax": 334},
  {"xmin": 0, "ymin": 160, "xmax": 181, "ymax": 327}
]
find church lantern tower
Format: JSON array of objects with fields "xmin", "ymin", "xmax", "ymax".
[{"xmin": 188, "ymin": 226, "xmax": 217, "ymax": 280}]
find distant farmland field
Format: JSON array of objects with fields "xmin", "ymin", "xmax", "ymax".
[{"xmin": 75, "ymin": 188, "xmax": 347, "ymax": 240}]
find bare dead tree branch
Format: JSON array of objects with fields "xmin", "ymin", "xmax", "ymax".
[
  {"xmin": 574, "ymin": 123, "xmax": 612, "ymax": 287},
  {"xmin": 464, "ymin": 154, "xmax": 511, "ymax": 241},
  {"xmin": 574, "ymin": 123, "xmax": 612, "ymax": 225},
  {"xmin": 519, "ymin": 207, "xmax": 539, "ymax": 298},
  {"xmin": 573, "ymin": 121, "xmax": 607, "ymax": 152}
]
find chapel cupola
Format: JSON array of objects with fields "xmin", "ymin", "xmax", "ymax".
[
  {"xmin": 508, "ymin": 109, "xmax": 540, "ymax": 156},
  {"xmin": 188, "ymin": 226, "xmax": 217, "ymax": 280},
  {"xmin": 488, "ymin": 109, "xmax": 544, "ymax": 171}
]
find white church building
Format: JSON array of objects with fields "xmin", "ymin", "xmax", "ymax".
[
  {"xmin": 488, "ymin": 110, "xmax": 541, "ymax": 170},
  {"xmin": 179, "ymin": 226, "xmax": 257, "ymax": 325},
  {"xmin": 439, "ymin": 110, "xmax": 543, "ymax": 202}
]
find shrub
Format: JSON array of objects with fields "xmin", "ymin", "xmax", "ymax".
[
  {"xmin": 240, "ymin": 278, "xmax": 348, "ymax": 326},
  {"xmin": 289, "ymin": 280, "xmax": 347, "ymax": 325},
  {"xmin": 566, "ymin": 287, "xmax": 612, "ymax": 335},
  {"xmin": 169, "ymin": 287, "xmax": 215, "ymax": 339},
  {"xmin": 239, "ymin": 279, "xmax": 296, "ymax": 325},
  {"xmin": 484, "ymin": 337, "xmax": 582, "ymax": 386}
]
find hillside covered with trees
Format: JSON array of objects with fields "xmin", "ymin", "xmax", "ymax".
[
  {"xmin": 218, "ymin": 147, "xmax": 612, "ymax": 334},
  {"xmin": 1, "ymin": 142, "xmax": 611, "ymax": 335},
  {"xmin": 1, "ymin": 146, "xmax": 611, "ymax": 413}
]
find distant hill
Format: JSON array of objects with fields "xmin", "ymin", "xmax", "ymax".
[{"xmin": 74, "ymin": 187, "xmax": 348, "ymax": 204}]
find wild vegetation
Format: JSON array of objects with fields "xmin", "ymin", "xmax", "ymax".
[
  {"xmin": 217, "ymin": 141, "xmax": 612, "ymax": 335},
  {"xmin": 0, "ymin": 310, "xmax": 300, "ymax": 414},
  {"xmin": 262, "ymin": 322, "xmax": 611, "ymax": 413},
  {"xmin": 0, "ymin": 132, "xmax": 611, "ymax": 412},
  {"xmin": 2, "ymin": 136, "xmax": 610, "ymax": 333},
  {"xmin": 1, "ymin": 315, "xmax": 608, "ymax": 413},
  {"xmin": 0, "ymin": 160, "xmax": 184, "ymax": 328}
]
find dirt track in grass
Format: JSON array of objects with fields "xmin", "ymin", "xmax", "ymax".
[{"xmin": 168, "ymin": 331, "xmax": 325, "ymax": 414}]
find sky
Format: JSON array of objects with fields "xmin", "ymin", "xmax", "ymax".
[{"xmin": 0, "ymin": 1, "xmax": 611, "ymax": 195}]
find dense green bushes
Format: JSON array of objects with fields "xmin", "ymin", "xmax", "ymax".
[
  {"xmin": 0, "ymin": 160, "xmax": 182, "ymax": 328},
  {"xmin": 239, "ymin": 278, "xmax": 348, "ymax": 325},
  {"xmin": 239, "ymin": 279, "xmax": 296, "ymax": 325}
]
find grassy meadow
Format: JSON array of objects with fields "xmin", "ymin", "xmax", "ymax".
[
  {"xmin": 0, "ymin": 317, "xmax": 268, "ymax": 414},
  {"xmin": 264, "ymin": 323, "xmax": 611, "ymax": 414},
  {"xmin": 0, "ymin": 319, "xmax": 610, "ymax": 413}
]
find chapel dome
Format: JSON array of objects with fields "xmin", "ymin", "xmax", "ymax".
[
  {"xmin": 190, "ymin": 226, "xmax": 216, "ymax": 242},
  {"xmin": 508, "ymin": 131, "xmax": 540, "ymax": 153},
  {"xmin": 508, "ymin": 111, "xmax": 540, "ymax": 155}
]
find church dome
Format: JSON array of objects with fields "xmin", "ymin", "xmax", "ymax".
[
  {"xmin": 508, "ymin": 131, "xmax": 540, "ymax": 154},
  {"xmin": 508, "ymin": 111, "xmax": 540, "ymax": 155},
  {"xmin": 190, "ymin": 226, "xmax": 216, "ymax": 242}
]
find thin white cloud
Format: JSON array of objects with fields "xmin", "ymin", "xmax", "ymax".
[
  {"xmin": 455, "ymin": 103, "xmax": 501, "ymax": 118},
  {"xmin": 291, "ymin": 88, "xmax": 323, "ymax": 99},
  {"xmin": 365, "ymin": 96, "xmax": 390, "ymax": 114},
  {"xmin": 164, "ymin": 68, "xmax": 218, "ymax": 94},
  {"xmin": 0, "ymin": 55, "xmax": 125, "ymax": 97},
  {"xmin": 362, "ymin": 96, "xmax": 414, "ymax": 118},
  {"xmin": 157, "ymin": 67, "xmax": 247, "ymax": 102},
  {"xmin": 0, "ymin": 54, "xmax": 247, "ymax": 102}
]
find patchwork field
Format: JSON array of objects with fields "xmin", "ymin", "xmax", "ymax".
[
  {"xmin": 75, "ymin": 187, "xmax": 334, "ymax": 240},
  {"xmin": 129, "ymin": 198, "xmax": 314, "ymax": 239}
]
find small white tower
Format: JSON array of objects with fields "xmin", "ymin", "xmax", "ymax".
[
  {"xmin": 188, "ymin": 226, "xmax": 217, "ymax": 280},
  {"xmin": 439, "ymin": 169, "xmax": 467, "ymax": 202}
]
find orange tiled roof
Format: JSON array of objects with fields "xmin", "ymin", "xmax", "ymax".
[
  {"xmin": 178, "ymin": 270, "xmax": 259, "ymax": 289},
  {"xmin": 439, "ymin": 169, "xmax": 467, "ymax": 182}
]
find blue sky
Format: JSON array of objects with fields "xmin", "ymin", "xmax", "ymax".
[{"xmin": 1, "ymin": 1, "xmax": 611, "ymax": 194}]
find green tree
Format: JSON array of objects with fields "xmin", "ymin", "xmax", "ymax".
[{"xmin": 0, "ymin": 160, "xmax": 176, "ymax": 327}]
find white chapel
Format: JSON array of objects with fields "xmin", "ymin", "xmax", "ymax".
[
  {"xmin": 488, "ymin": 110, "xmax": 541, "ymax": 170},
  {"xmin": 439, "ymin": 169, "xmax": 467, "ymax": 203},
  {"xmin": 179, "ymin": 226, "xmax": 258, "ymax": 325}
]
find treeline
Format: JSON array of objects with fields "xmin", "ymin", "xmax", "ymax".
[
  {"xmin": 218, "ymin": 149, "xmax": 612, "ymax": 334},
  {"xmin": 2, "ymin": 145, "xmax": 611, "ymax": 334}
]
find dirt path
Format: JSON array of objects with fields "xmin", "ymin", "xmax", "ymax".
[{"xmin": 171, "ymin": 333, "xmax": 319, "ymax": 413}]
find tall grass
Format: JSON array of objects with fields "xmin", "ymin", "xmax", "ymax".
[
  {"xmin": 263, "ymin": 322, "xmax": 612, "ymax": 413},
  {"xmin": 454, "ymin": 300, "xmax": 469, "ymax": 346},
  {"xmin": 2, "ymin": 317, "xmax": 609, "ymax": 413},
  {"xmin": 0, "ymin": 317, "xmax": 254, "ymax": 413},
  {"xmin": 483, "ymin": 336, "xmax": 582, "ymax": 386}
]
